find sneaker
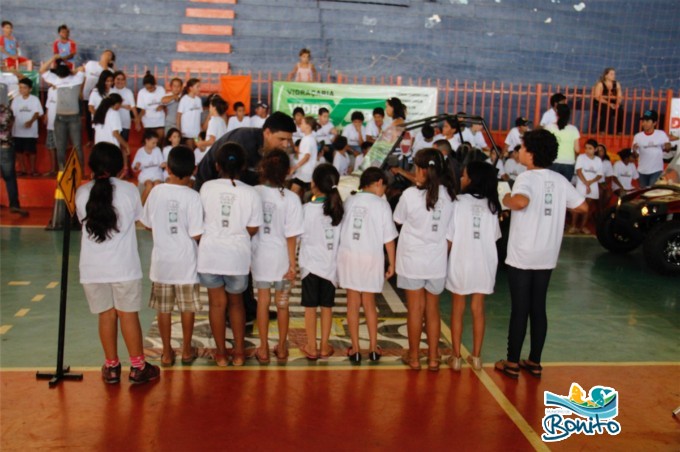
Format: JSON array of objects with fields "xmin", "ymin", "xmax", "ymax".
[
  {"xmin": 101, "ymin": 363, "xmax": 121, "ymax": 384},
  {"xmin": 129, "ymin": 362, "xmax": 160, "ymax": 384},
  {"xmin": 10, "ymin": 207, "xmax": 29, "ymax": 218},
  {"xmin": 448, "ymin": 355, "xmax": 463, "ymax": 372}
]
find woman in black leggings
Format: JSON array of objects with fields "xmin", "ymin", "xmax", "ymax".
[{"xmin": 495, "ymin": 129, "xmax": 587, "ymax": 379}]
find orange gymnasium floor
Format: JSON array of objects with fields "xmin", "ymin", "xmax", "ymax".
[{"xmin": 0, "ymin": 208, "xmax": 679, "ymax": 451}]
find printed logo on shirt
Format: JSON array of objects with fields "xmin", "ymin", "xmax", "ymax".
[
  {"xmin": 472, "ymin": 205, "xmax": 482, "ymax": 239},
  {"xmin": 544, "ymin": 181, "xmax": 554, "ymax": 217},
  {"xmin": 324, "ymin": 226, "xmax": 335, "ymax": 250},
  {"xmin": 351, "ymin": 207, "xmax": 367, "ymax": 241},
  {"xmin": 263, "ymin": 202, "xmax": 274, "ymax": 234},
  {"xmin": 542, "ymin": 383, "xmax": 621, "ymax": 442},
  {"xmin": 168, "ymin": 200, "xmax": 179, "ymax": 234},
  {"xmin": 220, "ymin": 193, "xmax": 235, "ymax": 228},
  {"xmin": 432, "ymin": 200, "xmax": 443, "ymax": 232}
]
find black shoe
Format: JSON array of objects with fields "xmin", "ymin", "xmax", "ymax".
[
  {"xmin": 368, "ymin": 350, "xmax": 382, "ymax": 362},
  {"xmin": 347, "ymin": 350, "xmax": 361, "ymax": 364},
  {"xmin": 101, "ymin": 363, "xmax": 121, "ymax": 384},
  {"xmin": 129, "ymin": 362, "xmax": 160, "ymax": 384},
  {"xmin": 10, "ymin": 207, "xmax": 29, "ymax": 217}
]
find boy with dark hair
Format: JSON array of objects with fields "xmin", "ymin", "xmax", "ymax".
[
  {"xmin": 366, "ymin": 107, "xmax": 385, "ymax": 143},
  {"xmin": 342, "ymin": 110, "xmax": 366, "ymax": 153},
  {"xmin": 496, "ymin": 129, "xmax": 587, "ymax": 379},
  {"xmin": 250, "ymin": 101, "xmax": 268, "ymax": 128},
  {"xmin": 11, "ymin": 78, "xmax": 43, "ymax": 176},
  {"xmin": 227, "ymin": 100, "xmax": 250, "ymax": 132},
  {"xmin": 140, "ymin": 146, "xmax": 204, "ymax": 367},
  {"xmin": 1, "ymin": 21, "xmax": 30, "ymax": 70},
  {"xmin": 632, "ymin": 109, "xmax": 674, "ymax": 187},
  {"xmin": 539, "ymin": 93, "xmax": 567, "ymax": 127},
  {"xmin": 53, "ymin": 24, "xmax": 77, "ymax": 69},
  {"xmin": 315, "ymin": 106, "xmax": 336, "ymax": 146},
  {"xmin": 292, "ymin": 106, "xmax": 305, "ymax": 142}
]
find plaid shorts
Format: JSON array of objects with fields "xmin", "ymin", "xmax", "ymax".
[{"xmin": 149, "ymin": 282, "xmax": 201, "ymax": 313}]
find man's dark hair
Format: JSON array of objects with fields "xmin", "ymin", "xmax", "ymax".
[
  {"xmin": 522, "ymin": 129, "xmax": 558, "ymax": 168},
  {"xmin": 263, "ymin": 111, "xmax": 296, "ymax": 134},
  {"xmin": 550, "ymin": 93, "xmax": 567, "ymax": 107},
  {"xmin": 167, "ymin": 146, "xmax": 195, "ymax": 179}
]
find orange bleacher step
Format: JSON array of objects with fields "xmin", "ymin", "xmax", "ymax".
[
  {"xmin": 171, "ymin": 60, "xmax": 230, "ymax": 74},
  {"xmin": 177, "ymin": 41, "xmax": 232, "ymax": 54},
  {"xmin": 181, "ymin": 24, "xmax": 233, "ymax": 36},
  {"xmin": 186, "ymin": 8, "xmax": 235, "ymax": 19}
]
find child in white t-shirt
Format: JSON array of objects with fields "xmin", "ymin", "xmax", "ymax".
[
  {"xmin": 446, "ymin": 161, "xmax": 502, "ymax": 372},
  {"xmin": 570, "ymin": 139, "xmax": 602, "ymax": 234},
  {"xmin": 177, "ymin": 78, "xmax": 202, "ymax": 148},
  {"xmin": 132, "ymin": 130, "xmax": 164, "ymax": 204},
  {"xmin": 93, "ymin": 93, "xmax": 130, "ymax": 170},
  {"xmin": 504, "ymin": 145, "xmax": 527, "ymax": 182},
  {"xmin": 43, "ymin": 85, "xmax": 58, "ymax": 176},
  {"xmin": 496, "ymin": 129, "xmax": 586, "ymax": 380},
  {"xmin": 298, "ymin": 164, "xmax": 344, "ymax": 360},
  {"xmin": 136, "ymin": 71, "xmax": 166, "ymax": 142},
  {"xmin": 394, "ymin": 149, "xmax": 456, "ymax": 371},
  {"xmin": 331, "ymin": 135, "xmax": 351, "ymax": 176},
  {"xmin": 290, "ymin": 116, "xmax": 318, "ymax": 200},
  {"xmin": 596, "ymin": 143, "xmax": 614, "ymax": 212},
  {"xmin": 632, "ymin": 109, "xmax": 674, "ymax": 187},
  {"xmin": 338, "ymin": 168, "xmax": 397, "ymax": 363},
  {"xmin": 341, "ymin": 111, "xmax": 366, "ymax": 153},
  {"xmin": 140, "ymin": 146, "xmax": 203, "ymax": 366},
  {"xmin": 11, "ymin": 77, "xmax": 43, "ymax": 176},
  {"xmin": 75, "ymin": 142, "xmax": 160, "ymax": 385},
  {"xmin": 197, "ymin": 143, "xmax": 263, "ymax": 367},
  {"xmin": 611, "ymin": 148, "xmax": 639, "ymax": 194},
  {"xmin": 226, "ymin": 101, "xmax": 251, "ymax": 132},
  {"xmin": 196, "ymin": 96, "xmax": 227, "ymax": 155},
  {"xmin": 162, "ymin": 128, "xmax": 182, "ymax": 180},
  {"xmin": 314, "ymin": 107, "xmax": 336, "ymax": 146},
  {"xmin": 251, "ymin": 151, "xmax": 304, "ymax": 363}
]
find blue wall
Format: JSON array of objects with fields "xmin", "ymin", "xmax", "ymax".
[{"xmin": 3, "ymin": 0, "xmax": 679, "ymax": 90}]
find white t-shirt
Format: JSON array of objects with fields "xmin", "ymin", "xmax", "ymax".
[
  {"xmin": 88, "ymin": 88, "xmax": 105, "ymax": 120},
  {"xmin": 162, "ymin": 145, "xmax": 173, "ymax": 180},
  {"xmin": 41, "ymin": 71, "xmax": 85, "ymax": 89},
  {"xmin": 137, "ymin": 86, "xmax": 167, "ymax": 129},
  {"xmin": 298, "ymin": 201, "xmax": 341, "ymax": 285},
  {"xmin": 41, "ymin": 72, "xmax": 84, "ymax": 116},
  {"xmin": 206, "ymin": 116, "xmax": 228, "ymax": 151},
  {"xmin": 250, "ymin": 115, "xmax": 267, "ymax": 128},
  {"xmin": 226, "ymin": 115, "xmax": 251, "ymax": 132},
  {"xmin": 575, "ymin": 154, "xmax": 603, "ymax": 199},
  {"xmin": 504, "ymin": 158, "xmax": 526, "ymax": 180},
  {"xmin": 93, "ymin": 109, "xmax": 122, "ymax": 147},
  {"xmin": 194, "ymin": 148, "xmax": 209, "ymax": 166},
  {"xmin": 315, "ymin": 121, "xmax": 335, "ymax": 144},
  {"xmin": 612, "ymin": 161, "xmax": 638, "ymax": 191},
  {"xmin": 393, "ymin": 185, "xmax": 453, "ymax": 279},
  {"xmin": 505, "ymin": 169, "xmax": 585, "ymax": 270},
  {"xmin": 111, "ymin": 86, "xmax": 135, "ymax": 130},
  {"xmin": 132, "ymin": 146, "xmax": 164, "ymax": 184},
  {"xmin": 412, "ymin": 131, "xmax": 435, "ymax": 153},
  {"xmin": 11, "ymin": 95, "xmax": 43, "ymax": 138},
  {"xmin": 342, "ymin": 124, "xmax": 366, "ymax": 147},
  {"xmin": 82, "ymin": 61, "xmax": 105, "ymax": 100},
  {"xmin": 446, "ymin": 194, "xmax": 501, "ymax": 295},
  {"xmin": 178, "ymin": 95, "xmax": 202, "ymax": 138},
  {"xmin": 540, "ymin": 108, "xmax": 557, "ymax": 127},
  {"xmin": 505, "ymin": 127, "xmax": 523, "ymax": 151},
  {"xmin": 602, "ymin": 160, "xmax": 614, "ymax": 179},
  {"xmin": 486, "ymin": 158, "xmax": 506, "ymax": 179},
  {"xmin": 45, "ymin": 87, "xmax": 57, "ymax": 131},
  {"xmin": 470, "ymin": 130, "xmax": 489, "ymax": 150},
  {"xmin": 76, "ymin": 178, "xmax": 143, "ymax": 283},
  {"xmin": 332, "ymin": 151, "xmax": 351, "ymax": 176},
  {"xmin": 295, "ymin": 135, "xmax": 318, "ymax": 183},
  {"xmin": 354, "ymin": 154, "xmax": 365, "ymax": 171},
  {"xmin": 633, "ymin": 130, "xmax": 669, "ymax": 174},
  {"xmin": 293, "ymin": 125, "xmax": 303, "ymax": 143},
  {"xmin": 197, "ymin": 179, "xmax": 263, "ymax": 276},
  {"xmin": 338, "ymin": 192, "xmax": 398, "ymax": 292},
  {"xmin": 251, "ymin": 186, "xmax": 304, "ymax": 283},
  {"xmin": 140, "ymin": 184, "xmax": 204, "ymax": 284},
  {"xmin": 365, "ymin": 119, "xmax": 383, "ymax": 140},
  {"xmin": 449, "ymin": 128, "xmax": 475, "ymax": 151}
]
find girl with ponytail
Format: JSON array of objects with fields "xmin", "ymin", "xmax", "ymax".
[
  {"xmin": 393, "ymin": 148, "xmax": 456, "ymax": 371},
  {"xmin": 177, "ymin": 78, "xmax": 202, "ymax": 149},
  {"xmin": 75, "ymin": 142, "xmax": 160, "ymax": 384},
  {"xmin": 197, "ymin": 142, "xmax": 263, "ymax": 367},
  {"xmin": 93, "ymin": 93, "xmax": 130, "ymax": 171},
  {"xmin": 298, "ymin": 163, "xmax": 344, "ymax": 360}
]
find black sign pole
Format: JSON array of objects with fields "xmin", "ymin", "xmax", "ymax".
[{"xmin": 36, "ymin": 166, "xmax": 83, "ymax": 387}]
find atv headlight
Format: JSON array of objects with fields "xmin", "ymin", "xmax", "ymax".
[
  {"xmin": 617, "ymin": 197, "xmax": 622, "ymax": 207},
  {"xmin": 641, "ymin": 206, "xmax": 649, "ymax": 216}
]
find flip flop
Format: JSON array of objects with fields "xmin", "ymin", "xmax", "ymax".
[
  {"xmin": 519, "ymin": 359, "xmax": 543, "ymax": 378},
  {"xmin": 273, "ymin": 344, "xmax": 289, "ymax": 361},
  {"xmin": 300, "ymin": 345, "xmax": 319, "ymax": 361},
  {"xmin": 254, "ymin": 349, "xmax": 271, "ymax": 365},
  {"xmin": 427, "ymin": 358, "xmax": 440, "ymax": 372},
  {"xmin": 213, "ymin": 352, "xmax": 228, "ymax": 367},
  {"xmin": 181, "ymin": 347, "xmax": 198, "ymax": 365},
  {"xmin": 319, "ymin": 345, "xmax": 335, "ymax": 359},
  {"xmin": 160, "ymin": 352, "xmax": 176, "ymax": 368},
  {"xmin": 401, "ymin": 352, "xmax": 421, "ymax": 371},
  {"xmin": 494, "ymin": 360, "xmax": 520, "ymax": 379}
]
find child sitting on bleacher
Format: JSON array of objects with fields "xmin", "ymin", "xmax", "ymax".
[{"xmin": 132, "ymin": 130, "xmax": 164, "ymax": 204}]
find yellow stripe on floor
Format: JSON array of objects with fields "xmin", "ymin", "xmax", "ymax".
[
  {"xmin": 8, "ymin": 281, "xmax": 30, "ymax": 286},
  {"xmin": 14, "ymin": 309, "xmax": 30, "ymax": 317},
  {"xmin": 31, "ymin": 294, "xmax": 45, "ymax": 302},
  {"xmin": 46, "ymin": 282, "xmax": 59, "ymax": 289},
  {"xmin": 0, "ymin": 325, "xmax": 13, "ymax": 334}
]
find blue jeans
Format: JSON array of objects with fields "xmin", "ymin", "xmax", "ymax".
[
  {"xmin": 639, "ymin": 171, "xmax": 662, "ymax": 188},
  {"xmin": 549, "ymin": 163, "xmax": 575, "ymax": 182},
  {"xmin": 54, "ymin": 114, "xmax": 82, "ymax": 169},
  {"xmin": 0, "ymin": 145, "xmax": 20, "ymax": 208}
]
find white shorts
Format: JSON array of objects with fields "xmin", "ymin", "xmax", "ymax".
[
  {"xmin": 397, "ymin": 275, "xmax": 446, "ymax": 295},
  {"xmin": 82, "ymin": 280, "xmax": 143, "ymax": 314}
]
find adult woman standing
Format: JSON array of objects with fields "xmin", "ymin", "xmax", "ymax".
[
  {"xmin": 546, "ymin": 104, "xmax": 580, "ymax": 182},
  {"xmin": 592, "ymin": 68, "xmax": 623, "ymax": 134}
]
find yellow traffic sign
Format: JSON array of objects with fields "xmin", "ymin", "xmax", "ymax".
[{"xmin": 57, "ymin": 152, "xmax": 82, "ymax": 217}]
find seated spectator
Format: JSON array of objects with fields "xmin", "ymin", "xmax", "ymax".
[
  {"xmin": 412, "ymin": 124, "xmax": 436, "ymax": 153},
  {"xmin": 250, "ymin": 101, "xmax": 268, "ymax": 128},
  {"xmin": 314, "ymin": 107, "xmax": 336, "ymax": 146},
  {"xmin": 331, "ymin": 135, "xmax": 351, "ymax": 176},
  {"xmin": 227, "ymin": 101, "xmax": 251, "ymax": 132},
  {"xmin": 469, "ymin": 123, "xmax": 490, "ymax": 154},
  {"xmin": 354, "ymin": 140, "xmax": 371, "ymax": 171},
  {"xmin": 365, "ymin": 107, "xmax": 385, "ymax": 143},
  {"xmin": 504, "ymin": 145, "xmax": 526, "ymax": 182},
  {"xmin": 505, "ymin": 117, "xmax": 529, "ymax": 154},
  {"xmin": 0, "ymin": 21, "xmax": 31, "ymax": 70},
  {"xmin": 342, "ymin": 111, "xmax": 366, "ymax": 154},
  {"xmin": 53, "ymin": 24, "xmax": 77, "ymax": 70}
]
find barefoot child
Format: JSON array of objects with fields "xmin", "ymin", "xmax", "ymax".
[
  {"xmin": 198, "ymin": 143, "xmax": 262, "ymax": 367},
  {"xmin": 446, "ymin": 161, "xmax": 501, "ymax": 371},
  {"xmin": 394, "ymin": 148, "xmax": 456, "ymax": 371},
  {"xmin": 75, "ymin": 142, "xmax": 160, "ymax": 384},
  {"xmin": 140, "ymin": 146, "xmax": 203, "ymax": 367},
  {"xmin": 338, "ymin": 167, "xmax": 397, "ymax": 363},
  {"xmin": 299, "ymin": 164, "xmax": 344, "ymax": 360},
  {"xmin": 132, "ymin": 130, "xmax": 164, "ymax": 204},
  {"xmin": 251, "ymin": 150, "xmax": 304, "ymax": 363},
  {"xmin": 288, "ymin": 48, "xmax": 317, "ymax": 82}
]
